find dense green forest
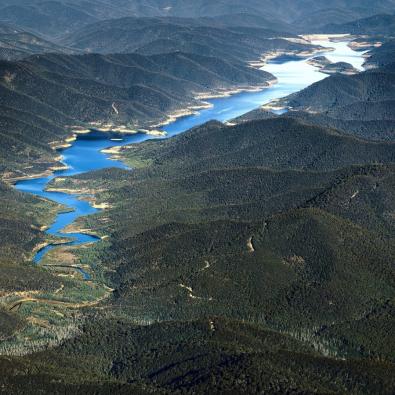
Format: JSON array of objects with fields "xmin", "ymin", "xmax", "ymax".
[
  {"xmin": 239, "ymin": 60, "xmax": 395, "ymax": 142},
  {"xmin": 35, "ymin": 112, "xmax": 394, "ymax": 392},
  {"xmin": 0, "ymin": 3, "xmax": 394, "ymax": 392}
]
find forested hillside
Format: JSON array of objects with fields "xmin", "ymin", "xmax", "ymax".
[
  {"xmin": 0, "ymin": 50, "xmax": 274, "ymax": 177},
  {"xmin": 239, "ymin": 62, "xmax": 395, "ymax": 142},
  {"xmin": 0, "ymin": 1, "xmax": 394, "ymax": 393},
  {"xmin": 31, "ymin": 114, "xmax": 395, "ymax": 392}
]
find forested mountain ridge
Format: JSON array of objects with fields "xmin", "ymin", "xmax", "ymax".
[
  {"xmin": 238, "ymin": 62, "xmax": 395, "ymax": 142},
  {"xmin": 281, "ymin": 65, "xmax": 395, "ymax": 113},
  {"xmin": 32, "ymin": 115, "xmax": 395, "ymax": 392},
  {"xmin": 0, "ymin": 49, "xmax": 274, "ymax": 177}
]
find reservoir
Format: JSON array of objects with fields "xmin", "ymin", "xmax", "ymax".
[{"xmin": 15, "ymin": 37, "xmax": 366, "ymax": 278}]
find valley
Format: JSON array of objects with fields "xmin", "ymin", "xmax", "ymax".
[
  {"xmin": 17, "ymin": 36, "xmax": 366, "ymax": 274},
  {"xmin": 0, "ymin": 2, "xmax": 394, "ymax": 392}
]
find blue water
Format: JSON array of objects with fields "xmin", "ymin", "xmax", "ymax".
[{"xmin": 15, "ymin": 39, "xmax": 364, "ymax": 279}]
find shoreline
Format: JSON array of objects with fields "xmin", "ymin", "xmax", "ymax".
[
  {"xmin": 152, "ymin": 102, "xmax": 213, "ymax": 128},
  {"xmin": 5, "ymin": 163, "xmax": 69, "ymax": 185},
  {"xmin": 301, "ymin": 33, "xmax": 352, "ymax": 41},
  {"xmin": 259, "ymin": 35, "xmax": 368, "ymax": 112},
  {"xmin": 307, "ymin": 57, "xmax": 359, "ymax": 75},
  {"xmin": 153, "ymin": 80, "xmax": 278, "ymax": 128},
  {"xmin": 5, "ymin": 126, "xmax": 167, "ymax": 183},
  {"xmin": 249, "ymin": 45, "xmax": 333, "ymax": 69},
  {"xmin": 5, "ymin": 40, "xmax": 337, "ymax": 184},
  {"xmin": 50, "ymin": 125, "xmax": 167, "ymax": 151},
  {"xmin": 4, "ymin": 47, "xmax": 303, "ymax": 182},
  {"xmin": 194, "ymin": 81, "xmax": 277, "ymax": 100},
  {"xmin": 249, "ymin": 48, "xmax": 332, "ymax": 68}
]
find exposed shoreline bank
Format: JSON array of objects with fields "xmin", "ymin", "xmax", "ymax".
[{"xmin": 153, "ymin": 79, "xmax": 278, "ymax": 128}]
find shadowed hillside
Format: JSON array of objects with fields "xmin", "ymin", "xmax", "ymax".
[{"xmin": 0, "ymin": 50, "xmax": 273, "ymax": 177}]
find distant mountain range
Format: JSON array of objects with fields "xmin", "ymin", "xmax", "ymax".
[
  {"xmin": 0, "ymin": 22, "xmax": 75, "ymax": 61},
  {"xmin": 323, "ymin": 13, "xmax": 395, "ymax": 34},
  {"xmin": 62, "ymin": 17, "xmax": 314, "ymax": 61},
  {"xmin": 0, "ymin": 1, "xmax": 394, "ymax": 62},
  {"xmin": 0, "ymin": 0, "xmax": 394, "ymax": 37}
]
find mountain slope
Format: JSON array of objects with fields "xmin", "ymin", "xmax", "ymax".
[
  {"xmin": 365, "ymin": 39, "xmax": 395, "ymax": 68},
  {"xmin": 282, "ymin": 66, "xmax": 395, "ymax": 112},
  {"xmin": 116, "ymin": 118, "xmax": 395, "ymax": 174},
  {"xmin": 0, "ymin": 50, "xmax": 273, "ymax": 176},
  {"xmin": 0, "ymin": 1, "xmax": 97, "ymax": 38},
  {"xmin": 44, "ymin": 116, "xmax": 395, "ymax": 383},
  {"xmin": 238, "ymin": 63, "xmax": 395, "ymax": 142}
]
